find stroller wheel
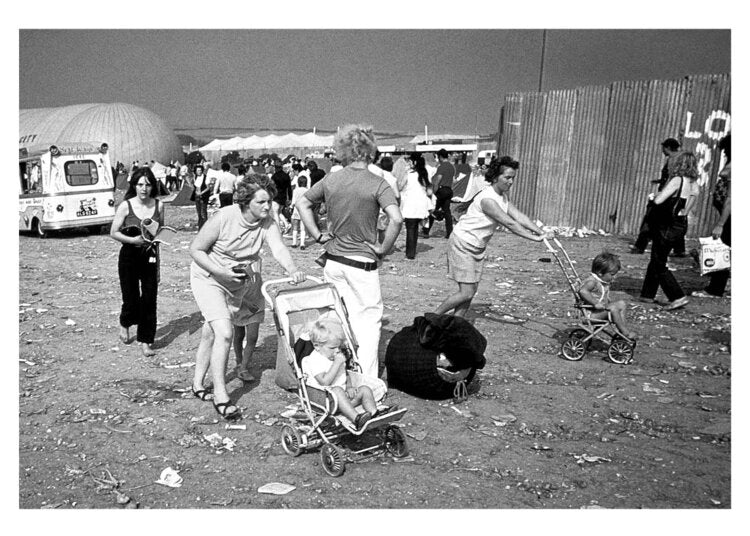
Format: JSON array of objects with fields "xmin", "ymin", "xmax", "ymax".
[
  {"xmin": 320, "ymin": 443, "xmax": 345, "ymax": 477},
  {"xmin": 281, "ymin": 424, "xmax": 303, "ymax": 457},
  {"xmin": 607, "ymin": 337, "xmax": 635, "ymax": 365},
  {"xmin": 384, "ymin": 425, "xmax": 409, "ymax": 458},
  {"xmin": 561, "ymin": 329, "xmax": 589, "ymax": 361}
]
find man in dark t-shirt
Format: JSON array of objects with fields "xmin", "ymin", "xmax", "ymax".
[
  {"xmin": 308, "ymin": 160, "xmax": 327, "ymax": 186},
  {"xmin": 425, "ymin": 148, "xmax": 456, "ymax": 238}
]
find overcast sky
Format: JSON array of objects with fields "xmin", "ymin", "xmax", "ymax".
[{"xmin": 18, "ymin": 28, "xmax": 730, "ymax": 136}]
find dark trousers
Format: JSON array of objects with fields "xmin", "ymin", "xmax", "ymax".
[
  {"xmin": 705, "ymin": 215, "xmax": 731, "ymax": 296},
  {"xmin": 219, "ymin": 192, "xmax": 234, "ymax": 207},
  {"xmin": 195, "ymin": 197, "xmax": 208, "ymax": 229},
  {"xmin": 640, "ymin": 221, "xmax": 687, "ymax": 302},
  {"xmin": 118, "ymin": 245, "xmax": 158, "ymax": 344},
  {"xmin": 634, "ymin": 204, "xmax": 686, "ymax": 254},
  {"xmin": 404, "ymin": 218, "xmax": 422, "ymax": 259},
  {"xmin": 426, "ymin": 186, "xmax": 453, "ymax": 237}
]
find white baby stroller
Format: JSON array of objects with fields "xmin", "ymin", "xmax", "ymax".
[{"xmin": 262, "ymin": 276, "xmax": 409, "ymax": 477}]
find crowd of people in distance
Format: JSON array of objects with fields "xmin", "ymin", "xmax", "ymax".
[{"xmin": 108, "ymin": 127, "xmax": 731, "ymax": 422}]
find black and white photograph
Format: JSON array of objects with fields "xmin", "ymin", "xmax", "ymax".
[{"xmin": 12, "ymin": 2, "xmax": 741, "ymax": 527}]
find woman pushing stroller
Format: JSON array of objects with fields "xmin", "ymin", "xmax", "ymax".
[{"xmin": 435, "ymin": 156, "xmax": 554, "ymax": 317}]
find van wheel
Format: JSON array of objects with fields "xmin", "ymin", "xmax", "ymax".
[{"xmin": 32, "ymin": 219, "xmax": 48, "ymax": 239}]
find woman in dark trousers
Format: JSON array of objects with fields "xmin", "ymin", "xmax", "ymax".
[
  {"xmin": 110, "ymin": 168, "xmax": 165, "ymax": 357},
  {"xmin": 694, "ymin": 134, "xmax": 731, "ymax": 298},
  {"xmin": 639, "ymin": 152, "xmax": 699, "ymax": 311},
  {"xmin": 192, "ymin": 164, "xmax": 212, "ymax": 229}
]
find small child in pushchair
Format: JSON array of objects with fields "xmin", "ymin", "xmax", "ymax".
[
  {"xmin": 262, "ymin": 276, "xmax": 408, "ymax": 476},
  {"xmin": 302, "ymin": 317, "xmax": 378, "ymax": 430}
]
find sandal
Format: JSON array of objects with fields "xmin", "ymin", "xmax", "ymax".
[
  {"xmin": 213, "ymin": 400, "xmax": 241, "ymax": 421},
  {"xmin": 191, "ymin": 386, "xmax": 214, "ymax": 401}
]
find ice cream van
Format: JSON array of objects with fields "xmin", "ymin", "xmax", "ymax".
[{"xmin": 19, "ymin": 142, "xmax": 116, "ymax": 237}]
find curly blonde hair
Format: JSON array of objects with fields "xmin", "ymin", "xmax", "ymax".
[
  {"xmin": 333, "ymin": 124, "xmax": 378, "ymax": 165},
  {"xmin": 235, "ymin": 173, "xmax": 277, "ymax": 207},
  {"xmin": 668, "ymin": 151, "xmax": 698, "ymax": 181}
]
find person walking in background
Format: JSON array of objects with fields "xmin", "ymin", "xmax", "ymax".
[
  {"xmin": 693, "ymin": 134, "xmax": 731, "ymax": 298},
  {"xmin": 369, "ymin": 153, "xmax": 400, "ymax": 246},
  {"xmin": 192, "ymin": 164, "xmax": 213, "ymax": 230},
  {"xmin": 296, "ymin": 124, "xmax": 402, "ymax": 378},
  {"xmin": 214, "ymin": 162, "xmax": 237, "ymax": 208},
  {"xmin": 290, "ymin": 176, "xmax": 309, "ymax": 249},
  {"xmin": 400, "ymin": 153, "xmax": 432, "ymax": 260},
  {"xmin": 110, "ymin": 168, "xmax": 165, "ymax": 357},
  {"xmin": 190, "ymin": 174, "xmax": 305, "ymax": 419},
  {"xmin": 424, "ymin": 148, "xmax": 456, "ymax": 238},
  {"xmin": 435, "ymin": 156, "xmax": 553, "ymax": 317},
  {"xmin": 631, "ymin": 138, "xmax": 682, "ymax": 254},
  {"xmin": 271, "ymin": 160, "xmax": 293, "ymax": 233},
  {"xmin": 638, "ymin": 151, "xmax": 700, "ymax": 311}
]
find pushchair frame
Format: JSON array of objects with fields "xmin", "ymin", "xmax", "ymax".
[
  {"xmin": 543, "ymin": 238, "xmax": 635, "ymax": 364},
  {"xmin": 262, "ymin": 276, "xmax": 409, "ymax": 476}
]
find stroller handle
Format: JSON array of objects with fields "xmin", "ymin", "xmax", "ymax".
[{"xmin": 261, "ymin": 275, "xmax": 324, "ymax": 307}]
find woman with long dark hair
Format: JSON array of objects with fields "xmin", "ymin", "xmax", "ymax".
[
  {"xmin": 399, "ymin": 153, "xmax": 432, "ymax": 259},
  {"xmin": 110, "ymin": 168, "xmax": 164, "ymax": 357},
  {"xmin": 639, "ymin": 151, "xmax": 700, "ymax": 310}
]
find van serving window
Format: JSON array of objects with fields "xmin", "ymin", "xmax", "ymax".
[{"xmin": 65, "ymin": 160, "xmax": 99, "ymax": 187}]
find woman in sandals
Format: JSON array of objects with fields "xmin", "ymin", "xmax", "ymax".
[
  {"xmin": 189, "ymin": 174, "xmax": 306, "ymax": 420},
  {"xmin": 110, "ymin": 167, "xmax": 164, "ymax": 357}
]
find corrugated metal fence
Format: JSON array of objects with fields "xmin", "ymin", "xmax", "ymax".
[{"xmin": 497, "ymin": 74, "xmax": 731, "ymax": 237}]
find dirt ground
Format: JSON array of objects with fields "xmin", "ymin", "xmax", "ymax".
[{"xmin": 18, "ymin": 200, "xmax": 731, "ymax": 510}]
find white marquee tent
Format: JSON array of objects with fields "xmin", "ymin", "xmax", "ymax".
[{"xmin": 199, "ymin": 132, "xmax": 335, "ymax": 160}]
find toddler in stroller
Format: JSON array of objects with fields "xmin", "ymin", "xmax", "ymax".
[
  {"xmin": 544, "ymin": 239, "xmax": 637, "ymax": 364},
  {"xmin": 302, "ymin": 317, "xmax": 378, "ymax": 430},
  {"xmin": 262, "ymin": 276, "xmax": 408, "ymax": 476}
]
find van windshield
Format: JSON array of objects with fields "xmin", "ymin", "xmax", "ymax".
[{"xmin": 65, "ymin": 160, "xmax": 99, "ymax": 187}]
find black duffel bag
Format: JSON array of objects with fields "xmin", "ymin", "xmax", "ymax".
[{"xmin": 385, "ymin": 313, "xmax": 486, "ymax": 400}]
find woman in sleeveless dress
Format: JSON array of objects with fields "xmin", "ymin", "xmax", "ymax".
[
  {"xmin": 189, "ymin": 174, "xmax": 306, "ymax": 420},
  {"xmin": 435, "ymin": 157, "xmax": 553, "ymax": 317},
  {"xmin": 110, "ymin": 167, "xmax": 164, "ymax": 357}
]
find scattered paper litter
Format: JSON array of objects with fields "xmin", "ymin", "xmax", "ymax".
[
  {"xmin": 574, "ymin": 454, "xmax": 611, "ymax": 464},
  {"xmin": 155, "ymin": 467, "xmax": 183, "ymax": 488},
  {"xmin": 258, "ymin": 482, "xmax": 296, "ymax": 495},
  {"xmin": 65, "ymin": 319, "xmax": 76, "ymax": 326}
]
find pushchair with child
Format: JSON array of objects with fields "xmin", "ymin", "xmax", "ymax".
[
  {"xmin": 544, "ymin": 238, "xmax": 636, "ymax": 364},
  {"xmin": 262, "ymin": 276, "xmax": 409, "ymax": 477}
]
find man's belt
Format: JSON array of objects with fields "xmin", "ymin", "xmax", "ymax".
[{"xmin": 324, "ymin": 252, "xmax": 379, "ymax": 272}]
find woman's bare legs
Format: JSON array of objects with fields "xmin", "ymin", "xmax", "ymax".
[
  {"xmin": 435, "ymin": 282, "xmax": 478, "ymax": 317},
  {"xmin": 238, "ymin": 323, "xmax": 259, "ymax": 381},
  {"xmin": 193, "ymin": 322, "xmax": 214, "ymax": 392}
]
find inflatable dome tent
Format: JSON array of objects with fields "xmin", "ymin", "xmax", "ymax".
[{"xmin": 19, "ymin": 102, "xmax": 183, "ymax": 167}]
